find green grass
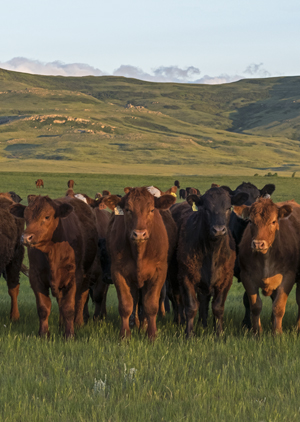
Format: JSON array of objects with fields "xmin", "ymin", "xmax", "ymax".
[
  {"xmin": 1, "ymin": 173, "xmax": 300, "ymax": 421},
  {"xmin": 1, "ymin": 69, "xmax": 300, "ymax": 175}
]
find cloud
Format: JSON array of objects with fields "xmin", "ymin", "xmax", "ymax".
[
  {"xmin": 113, "ymin": 65, "xmax": 201, "ymax": 83},
  {"xmin": 0, "ymin": 57, "xmax": 105, "ymax": 77},
  {"xmin": 0, "ymin": 57, "xmax": 273, "ymax": 84},
  {"xmin": 243, "ymin": 63, "xmax": 271, "ymax": 77},
  {"xmin": 194, "ymin": 74, "xmax": 243, "ymax": 85}
]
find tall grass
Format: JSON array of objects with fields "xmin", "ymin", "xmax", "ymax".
[{"xmin": 0, "ymin": 173, "xmax": 299, "ymax": 421}]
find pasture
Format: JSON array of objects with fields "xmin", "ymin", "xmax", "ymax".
[{"xmin": 1, "ymin": 172, "xmax": 300, "ymax": 421}]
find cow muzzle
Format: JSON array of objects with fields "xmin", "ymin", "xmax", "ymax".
[
  {"xmin": 21, "ymin": 233, "xmax": 35, "ymax": 246},
  {"xmin": 210, "ymin": 225, "xmax": 227, "ymax": 239},
  {"xmin": 251, "ymin": 239, "xmax": 268, "ymax": 253},
  {"xmin": 131, "ymin": 229, "xmax": 149, "ymax": 242}
]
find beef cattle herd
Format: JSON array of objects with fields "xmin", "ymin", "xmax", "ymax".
[{"xmin": 1, "ymin": 177, "xmax": 300, "ymax": 340}]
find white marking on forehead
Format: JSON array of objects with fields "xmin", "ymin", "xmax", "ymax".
[
  {"xmin": 74, "ymin": 194, "xmax": 88, "ymax": 203},
  {"xmin": 146, "ymin": 186, "xmax": 161, "ymax": 198},
  {"xmin": 263, "ymin": 194, "xmax": 271, "ymax": 199}
]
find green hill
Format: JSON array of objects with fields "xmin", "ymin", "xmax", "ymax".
[{"xmin": 0, "ymin": 68, "xmax": 300, "ymax": 175}]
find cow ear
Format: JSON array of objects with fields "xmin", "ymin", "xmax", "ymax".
[
  {"xmin": 186, "ymin": 194, "xmax": 202, "ymax": 207},
  {"xmin": 233, "ymin": 205, "xmax": 250, "ymax": 219},
  {"xmin": 124, "ymin": 187, "xmax": 132, "ymax": 194},
  {"xmin": 164, "ymin": 186, "xmax": 178, "ymax": 196},
  {"xmin": 231, "ymin": 192, "xmax": 249, "ymax": 206},
  {"xmin": 27, "ymin": 194, "xmax": 37, "ymax": 205},
  {"xmin": 98, "ymin": 202, "xmax": 107, "ymax": 210},
  {"xmin": 154, "ymin": 194, "xmax": 176, "ymax": 210},
  {"xmin": 102, "ymin": 195, "xmax": 122, "ymax": 211},
  {"xmin": 91, "ymin": 196, "xmax": 105, "ymax": 209},
  {"xmin": 55, "ymin": 203, "xmax": 73, "ymax": 219},
  {"xmin": 102, "ymin": 190, "xmax": 111, "ymax": 196},
  {"xmin": 278, "ymin": 204, "xmax": 292, "ymax": 219},
  {"xmin": 260, "ymin": 184, "xmax": 275, "ymax": 198},
  {"xmin": 10, "ymin": 204, "xmax": 26, "ymax": 218},
  {"xmin": 220, "ymin": 186, "xmax": 235, "ymax": 195}
]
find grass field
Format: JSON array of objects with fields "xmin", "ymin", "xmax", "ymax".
[
  {"xmin": 1, "ymin": 69, "xmax": 300, "ymax": 176},
  {"xmin": 1, "ymin": 173, "xmax": 300, "ymax": 421}
]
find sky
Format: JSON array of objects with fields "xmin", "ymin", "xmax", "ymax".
[{"xmin": 0, "ymin": 0, "xmax": 299, "ymax": 84}]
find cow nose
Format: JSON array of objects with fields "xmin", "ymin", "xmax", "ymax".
[
  {"xmin": 252, "ymin": 240, "xmax": 267, "ymax": 251},
  {"xmin": 212, "ymin": 225, "xmax": 227, "ymax": 237},
  {"xmin": 132, "ymin": 230, "xmax": 149, "ymax": 241},
  {"xmin": 22, "ymin": 233, "xmax": 35, "ymax": 245}
]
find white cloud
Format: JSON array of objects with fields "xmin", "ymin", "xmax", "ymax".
[
  {"xmin": 243, "ymin": 63, "xmax": 271, "ymax": 77},
  {"xmin": 0, "ymin": 57, "xmax": 273, "ymax": 84},
  {"xmin": 0, "ymin": 57, "xmax": 105, "ymax": 77}
]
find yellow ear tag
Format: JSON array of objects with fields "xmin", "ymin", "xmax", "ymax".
[
  {"xmin": 170, "ymin": 192, "xmax": 177, "ymax": 197},
  {"xmin": 192, "ymin": 202, "xmax": 198, "ymax": 212},
  {"xmin": 114, "ymin": 206, "xmax": 124, "ymax": 215}
]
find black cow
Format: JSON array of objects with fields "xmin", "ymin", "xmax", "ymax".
[{"xmin": 173, "ymin": 187, "xmax": 249, "ymax": 336}]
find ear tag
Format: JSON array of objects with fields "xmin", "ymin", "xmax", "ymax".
[
  {"xmin": 114, "ymin": 206, "xmax": 124, "ymax": 215},
  {"xmin": 170, "ymin": 192, "xmax": 177, "ymax": 198},
  {"xmin": 192, "ymin": 202, "xmax": 198, "ymax": 212}
]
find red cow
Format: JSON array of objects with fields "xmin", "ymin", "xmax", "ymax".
[
  {"xmin": 103, "ymin": 187, "xmax": 176, "ymax": 339},
  {"xmin": 67, "ymin": 180, "xmax": 75, "ymax": 189},
  {"xmin": 0, "ymin": 197, "xmax": 25, "ymax": 320},
  {"xmin": 236, "ymin": 198, "xmax": 300, "ymax": 334},
  {"xmin": 10, "ymin": 195, "xmax": 98, "ymax": 338},
  {"xmin": 35, "ymin": 179, "xmax": 44, "ymax": 188}
]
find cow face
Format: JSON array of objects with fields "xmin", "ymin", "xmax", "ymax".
[
  {"xmin": 188, "ymin": 187, "xmax": 249, "ymax": 240},
  {"xmin": 10, "ymin": 195, "xmax": 73, "ymax": 247},
  {"xmin": 103, "ymin": 187, "xmax": 176, "ymax": 243},
  {"xmin": 234, "ymin": 198, "xmax": 292, "ymax": 253}
]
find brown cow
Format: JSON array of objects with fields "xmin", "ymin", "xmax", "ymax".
[
  {"xmin": 103, "ymin": 187, "xmax": 176, "ymax": 339},
  {"xmin": 236, "ymin": 198, "xmax": 300, "ymax": 334},
  {"xmin": 10, "ymin": 195, "xmax": 98, "ymax": 338},
  {"xmin": 35, "ymin": 179, "xmax": 44, "ymax": 188},
  {"xmin": 173, "ymin": 187, "xmax": 248, "ymax": 336},
  {"xmin": 0, "ymin": 197, "xmax": 25, "ymax": 320},
  {"xmin": 67, "ymin": 180, "xmax": 75, "ymax": 189}
]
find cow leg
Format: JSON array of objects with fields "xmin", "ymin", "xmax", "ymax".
[
  {"xmin": 296, "ymin": 283, "xmax": 300, "ymax": 331},
  {"xmin": 5, "ymin": 245, "xmax": 24, "ymax": 321},
  {"xmin": 211, "ymin": 284, "xmax": 231, "ymax": 336},
  {"xmin": 248, "ymin": 292, "xmax": 262, "ymax": 334},
  {"xmin": 75, "ymin": 288, "xmax": 89, "ymax": 327},
  {"xmin": 180, "ymin": 274, "xmax": 198, "ymax": 337},
  {"xmin": 242, "ymin": 291, "xmax": 251, "ymax": 329},
  {"xmin": 60, "ymin": 283, "xmax": 77, "ymax": 338},
  {"xmin": 198, "ymin": 292, "xmax": 210, "ymax": 328},
  {"xmin": 114, "ymin": 272, "xmax": 133, "ymax": 338},
  {"xmin": 93, "ymin": 280, "xmax": 109, "ymax": 321},
  {"xmin": 272, "ymin": 276, "xmax": 294, "ymax": 334},
  {"xmin": 143, "ymin": 279, "xmax": 163, "ymax": 340},
  {"xmin": 35, "ymin": 291, "xmax": 52, "ymax": 337},
  {"xmin": 158, "ymin": 282, "xmax": 167, "ymax": 318}
]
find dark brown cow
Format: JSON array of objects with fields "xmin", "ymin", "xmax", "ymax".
[
  {"xmin": 10, "ymin": 195, "xmax": 98, "ymax": 338},
  {"xmin": 0, "ymin": 197, "xmax": 25, "ymax": 320},
  {"xmin": 236, "ymin": 198, "xmax": 300, "ymax": 334},
  {"xmin": 186, "ymin": 187, "xmax": 200, "ymax": 196},
  {"xmin": 67, "ymin": 180, "xmax": 75, "ymax": 189},
  {"xmin": 35, "ymin": 179, "xmax": 44, "ymax": 188},
  {"xmin": 173, "ymin": 187, "xmax": 248, "ymax": 336},
  {"xmin": 103, "ymin": 187, "xmax": 176, "ymax": 339}
]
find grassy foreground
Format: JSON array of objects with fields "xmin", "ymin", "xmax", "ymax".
[{"xmin": 0, "ymin": 173, "xmax": 300, "ymax": 422}]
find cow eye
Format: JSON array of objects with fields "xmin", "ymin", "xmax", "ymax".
[
  {"xmin": 45, "ymin": 216, "xmax": 50, "ymax": 220},
  {"xmin": 272, "ymin": 220, "xmax": 276, "ymax": 225},
  {"xmin": 150, "ymin": 209, "xmax": 154, "ymax": 213}
]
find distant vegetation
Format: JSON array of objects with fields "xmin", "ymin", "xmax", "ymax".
[{"xmin": 1, "ymin": 68, "xmax": 300, "ymax": 175}]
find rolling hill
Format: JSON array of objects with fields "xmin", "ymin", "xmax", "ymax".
[{"xmin": 0, "ymin": 68, "xmax": 300, "ymax": 175}]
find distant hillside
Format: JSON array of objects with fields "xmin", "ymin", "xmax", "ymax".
[{"xmin": 0, "ymin": 68, "xmax": 300, "ymax": 175}]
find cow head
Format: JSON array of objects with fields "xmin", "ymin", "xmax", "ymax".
[
  {"xmin": 234, "ymin": 198, "xmax": 292, "ymax": 253},
  {"xmin": 103, "ymin": 187, "xmax": 176, "ymax": 243},
  {"xmin": 10, "ymin": 195, "xmax": 73, "ymax": 247},
  {"xmin": 231, "ymin": 182, "xmax": 275, "ymax": 206},
  {"xmin": 188, "ymin": 187, "xmax": 249, "ymax": 240}
]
